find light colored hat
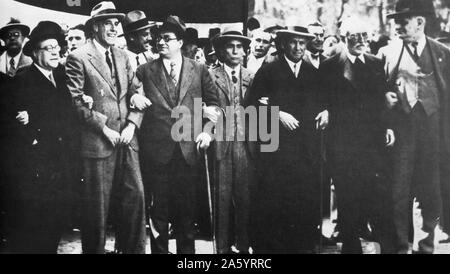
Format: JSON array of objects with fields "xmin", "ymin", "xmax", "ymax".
[
  {"xmin": 85, "ymin": 1, "xmax": 125, "ymax": 28},
  {"xmin": 276, "ymin": 26, "xmax": 315, "ymax": 40},
  {"xmin": 212, "ymin": 26, "xmax": 252, "ymax": 48}
]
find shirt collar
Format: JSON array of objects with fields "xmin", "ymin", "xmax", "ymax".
[
  {"xmin": 410, "ymin": 34, "xmax": 427, "ymax": 56},
  {"xmin": 224, "ymin": 63, "xmax": 241, "ymax": 79},
  {"xmin": 7, "ymin": 51, "xmax": 22, "ymax": 65},
  {"xmin": 284, "ymin": 55, "xmax": 302, "ymax": 69},
  {"xmin": 162, "ymin": 53, "xmax": 183, "ymax": 67},
  {"xmin": 93, "ymin": 38, "xmax": 110, "ymax": 55},
  {"xmin": 34, "ymin": 63, "xmax": 53, "ymax": 80},
  {"xmin": 346, "ymin": 51, "xmax": 365, "ymax": 64}
]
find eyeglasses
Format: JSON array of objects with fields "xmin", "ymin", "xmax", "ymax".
[
  {"xmin": 347, "ymin": 32, "xmax": 368, "ymax": 41},
  {"xmin": 38, "ymin": 45, "xmax": 61, "ymax": 52},
  {"xmin": 156, "ymin": 35, "xmax": 178, "ymax": 43},
  {"xmin": 6, "ymin": 31, "xmax": 22, "ymax": 39}
]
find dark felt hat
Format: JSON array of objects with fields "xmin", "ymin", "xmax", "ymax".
[
  {"xmin": 387, "ymin": 0, "xmax": 435, "ymax": 19},
  {"xmin": 23, "ymin": 21, "xmax": 65, "ymax": 56}
]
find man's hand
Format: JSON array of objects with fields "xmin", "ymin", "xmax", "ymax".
[
  {"xmin": 203, "ymin": 105, "xmax": 221, "ymax": 124},
  {"xmin": 386, "ymin": 92, "xmax": 398, "ymax": 109},
  {"xmin": 130, "ymin": 94, "xmax": 151, "ymax": 111},
  {"xmin": 103, "ymin": 126, "xmax": 121, "ymax": 147},
  {"xmin": 196, "ymin": 132, "xmax": 212, "ymax": 150},
  {"xmin": 386, "ymin": 129, "xmax": 395, "ymax": 147},
  {"xmin": 315, "ymin": 110, "xmax": 329, "ymax": 130},
  {"xmin": 279, "ymin": 111, "xmax": 300, "ymax": 131},
  {"xmin": 82, "ymin": 95, "xmax": 94, "ymax": 110},
  {"xmin": 120, "ymin": 123, "xmax": 136, "ymax": 145},
  {"xmin": 259, "ymin": 97, "xmax": 269, "ymax": 105},
  {"xmin": 16, "ymin": 111, "xmax": 29, "ymax": 125}
]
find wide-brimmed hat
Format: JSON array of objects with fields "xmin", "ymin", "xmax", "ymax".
[
  {"xmin": 85, "ymin": 1, "xmax": 125, "ymax": 28},
  {"xmin": 0, "ymin": 18, "xmax": 30, "ymax": 40},
  {"xmin": 158, "ymin": 15, "xmax": 186, "ymax": 39},
  {"xmin": 23, "ymin": 21, "xmax": 65, "ymax": 56},
  {"xmin": 387, "ymin": 0, "xmax": 435, "ymax": 19},
  {"xmin": 276, "ymin": 26, "xmax": 315, "ymax": 40},
  {"xmin": 212, "ymin": 27, "xmax": 251, "ymax": 49},
  {"xmin": 119, "ymin": 10, "xmax": 156, "ymax": 37}
]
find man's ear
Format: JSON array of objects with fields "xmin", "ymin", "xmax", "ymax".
[{"xmin": 417, "ymin": 16, "xmax": 426, "ymax": 28}]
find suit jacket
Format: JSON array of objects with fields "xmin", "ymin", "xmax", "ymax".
[
  {"xmin": 209, "ymin": 65, "xmax": 256, "ymax": 160},
  {"xmin": 12, "ymin": 64, "xmax": 75, "ymax": 182},
  {"xmin": 65, "ymin": 40, "xmax": 142, "ymax": 158},
  {"xmin": 379, "ymin": 37, "xmax": 450, "ymax": 152},
  {"xmin": 0, "ymin": 51, "xmax": 32, "ymax": 77},
  {"xmin": 321, "ymin": 50, "xmax": 387, "ymax": 162},
  {"xmin": 136, "ymin": 56, "xmax": 220, "ymax": 166},
  {"xmin": 249, "ymin": 56, "xmax": 326, "ymax": 164},
  {"xmin": 304, "ymin": 51, "xmax": 327, "ymax": 69}
]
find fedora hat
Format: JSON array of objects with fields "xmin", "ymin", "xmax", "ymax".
[
  {"xmin": 276, "ymin": 26, "xmax": 315, "ymax": 40},
  {"xmin": 212, "ymin": 27, "xmax": 251, "ymax": 49},
  {"xmin": 23, "ymin": 21, "xmax": 65, "ymax": 56},
  {"xmin": 387, "ymin": 0, "xmax": 435, "ymax": 19},
  {"xmin": 119, "ymin": 10, "xmax": 156, "ymax": 37},
  {"xmin": 85, "ymin": 1, "xmax": 125, "ymax": 28},
  {"xmin": 0, "ymin": 18, "xmax": 30, "ymax": 40},
  {"xmin": 159, "ymin": 15, "xmax": 186, "ymax": 39}
]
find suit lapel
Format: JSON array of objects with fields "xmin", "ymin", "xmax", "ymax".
[
  {"xmin": 427, "ymin": 38, "xmax": 448, "ymax": 95},
  {"xmin": 30, "ymin": 65, "xmax": 56, "ymax": 91},
  {"xmin": 241, "ymin": 68, "xmax": 252, "ymax": 102},
  {"xmin": 86, "ymin": 41, "xmax": 117, "ymax": 97},
  {"xmin": 111, "ymin": 47, "xmax": 127, "ymax": 100},
  {"xmin": 149, "ymin": 59, "xmax": 175, "ymax": 108},
  {"xmin": 178, "ymin": 57, "xmax": 194, "ymax": 106},
  {"xmin": 214, "ymin": 67, "xmax": 231, "ymax": 103}
]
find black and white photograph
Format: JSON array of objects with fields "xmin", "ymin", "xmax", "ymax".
[{"xmin": 0, "ymin": 0, "xmax": 450, "ymax": 257}]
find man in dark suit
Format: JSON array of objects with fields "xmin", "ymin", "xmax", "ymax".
[
  {"xmin": 249, "ymin": 26, "xmax": 329, "ymax": 254},
  {"xmin": 132, "ymin": 15, "xmax": 220, "ymax": 254},
  {"xmin": 321, "ymin": 17, "xmax": 395, "ymax": 254},
  {"xmin": 4, "ymin": 21, "xmax": 74, "ymax": 253},
  {"xmin": 209, "ymin": 27, "xmax": 256, "ymax": 254},
  {"xmin": 380, "ymin": 0, "xmax": 450, "ymax": 254},
  {"xmin": 65, "ymin": 1, "xmax": 146, "ymax": 254}
]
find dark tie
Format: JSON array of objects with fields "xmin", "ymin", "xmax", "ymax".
[
  {"xmin": 293, "ymin": 63, "xmax": 297, "ymax": 78},
  {"xmin": 354, "ymin": 57, "xmax": 366, "ymax": 88},
  {"xmin": 231, "ymin": 70, "xmax": 238, "ymax": 84},
  {"xmin": 9, "ymin": 58, "xmax": 15, "ymax": 70},
  {"xmin": 170, "ymin": 61, "xmax": 177, "ymax": 85},
  {"xmin": 136, "ymin": 55, "xmax": 141, "ymax": 66},
  {"xmin": 105, "ymin": 50, "xmax": 113, "ymax": 73},
  {"xmin": 412, "ymin": 42, "xmax": 419, "ymax": 60},
  {"xmin": 311, "ymin": 53, "xmax": 320, "ymax": 60}
]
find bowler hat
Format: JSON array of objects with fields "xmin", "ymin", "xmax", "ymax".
[
  {"xmin": 159, "ymin": 15, "xmax": 186, "ymax": 39},
  {"xmin": 23, "ymin": 21, "xmax": 65, "ymax": 56},
  {"xmin": 85, "ymin": 1, "xmax": 125, "ymax": 28},
  {"xmin": 119, "ymin": 10, "xmax": 156, "ymax": 37},
  {"xmin": 0, "ymin": 18, "xmax": 30, "ymax": 40},
  {"xmin": 387, "ymin": 0, "xmax": 435, "ymax": 19}
]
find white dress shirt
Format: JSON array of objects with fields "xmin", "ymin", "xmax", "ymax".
[
  {"xmin": 162, "ymin": 53, "xmax": 183, "ymax": 84},
  {"xmin": 0, "ymin": 51, "xmax": 23, "ymax": 74},
  {"xmin": 223, "ymin": 63, "xmax": 241, "ymax": 84},
  {"xmin": 284, "ymin": 55, "xmax": 302, "ymax": 78},
  {"xmin": 346, "ymin": 52, "xmax": 366, "ymax": 64},
  {"xmin": 34, "ymin": 63, "xmax": 56, "ymax": 86},
  {"xmin": 408, "ymin": 34, "xmax": 427, "ymax": 57}
]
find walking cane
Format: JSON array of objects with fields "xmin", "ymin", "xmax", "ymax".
[
  {"xmin": 199, "ymin": 145, "xmax": 217, "ymax": 254},
  {"xmin": 318, "ymin": 124, "xmax": 325, "ymax": 254}
]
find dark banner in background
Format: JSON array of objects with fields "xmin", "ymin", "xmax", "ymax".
[{"xmin": 14, "ymin": 0, "xmax": 254, "ymax": 23}]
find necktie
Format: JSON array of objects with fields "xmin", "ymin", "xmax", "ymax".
[
  {"xmin": 293, "ymin": 63, "xmax": 297, "ymax": 78},
  {"xmin": 49, "ymin": 72, "xmax": 56, "ymax": 87},
  {"xmin": 105, "ymin": 50, "xmax": 113, "ymax": 73},
  {"xmin": 170, "ymin": 61, "xmax": 177, "ymax": 85},
  {"xmin": 231, "ymin": 70, "xmax": 238, "ymax": 84},
  {"xmin": 136, "ymin": 55, "xmax": 141, "ymax": 66},
  {"xmin": 7, "ymin": 58, "xmax": 16, "ymax": 76},
  {"xmin": 412, "ymin": 42, "xmax": 419, "ymax": 60}
]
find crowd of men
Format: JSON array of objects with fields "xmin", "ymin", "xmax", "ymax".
[{"xmin": 0, "ymin": 0, "xmax": 450, "ymax": 254}]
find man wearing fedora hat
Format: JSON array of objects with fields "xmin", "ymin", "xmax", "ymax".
[
  {"xmin": 379, "ymin": 0, "xmax": 450, "ymax": 254},
  {"xmin": 249, "ymin": 26, "xmax": 329, "ymax": 253},
  {"xmin": 209, "ymin": 27, "xmax": 256, "ymax": 254},
  {"xmin": 131, "ymin": 15, "xmax": 220, "ymax": 254},
  {"xmin": 121, "ymin": 10, "xmax": 157, "ymax": 71},
  {"xmin": 5, "ymin": 20, "xmax": 75, "ymax": 253},
  {"xmin": 65, "ymin": 1, "xmax": 147, "ymax": 254},
  {"xmin": 0, "ymin": 18, "xmax": 32, "ymax": 77}
]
